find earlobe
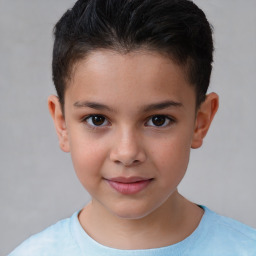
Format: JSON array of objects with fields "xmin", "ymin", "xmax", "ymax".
[
  {"xmin": 48, "ymin": 95, "xmax": 70, "ymax": 152},
  {"xmin": 191, "ymin": 92, "xmax": 219, "ymax": 149}
]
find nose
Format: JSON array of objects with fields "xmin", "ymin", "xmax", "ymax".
[{"xmin": 109, "ymin": 128, "xmax": 146, "ymax": 167}]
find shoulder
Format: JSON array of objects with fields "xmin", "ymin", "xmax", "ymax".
[
  {"xmin": 8, "ymin": 213, "xmax": 81, "ymax": 256},
  {"xmin": 191, "ymin": 206, "xmax": 256, "ymax": 255},
  {"xmin": 206, "ymin": 206, "xmax": 256, "ymax": 241}
]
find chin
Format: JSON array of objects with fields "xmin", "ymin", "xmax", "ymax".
[{"xmin": 109, "ymin": 201, "xmax": 158, "ymax": 220}]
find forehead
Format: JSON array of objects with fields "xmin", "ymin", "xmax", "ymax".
[{"xmin": 66, "ymin": 50, "xmax": 196, "ymax": 111}]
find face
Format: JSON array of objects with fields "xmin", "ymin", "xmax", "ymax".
[{"xmin": 49, "ymin": 50, "xmax": 218, "ymax": 220}]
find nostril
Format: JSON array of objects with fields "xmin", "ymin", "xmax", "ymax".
[
  {"xmin": 124, "ymin": 159, "xmax": 141, "ymax": 167},
  {"xmin": 114, "ymin": 158, "xmax": 141, "ymax": 167},
  {"xmin": 109, "ymin": 142, "xmax": 147, "ymax": 166}
]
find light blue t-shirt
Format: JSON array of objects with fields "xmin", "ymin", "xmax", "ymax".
[{"xmin": 9, "ymin": 206, "xmax": 256, "ymax": 256}]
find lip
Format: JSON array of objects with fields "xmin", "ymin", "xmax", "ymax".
[{"xmin": 105, "ymin": 177, "xmax": 153, "ymax": 195}]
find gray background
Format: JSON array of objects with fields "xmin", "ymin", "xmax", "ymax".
[{"xmin": 0, "ymin": 0, "xmax": 255, "ymax": 255}]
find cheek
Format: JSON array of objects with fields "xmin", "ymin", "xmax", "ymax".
[
  {"xmin": 68, "ymin": 133, "xmax": 108, "ymax": 187},
  {"xmin": 151, "ymin": 133, "xmax": 192, "ymax": 181}
]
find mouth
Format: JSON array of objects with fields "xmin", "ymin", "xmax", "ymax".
[{"xmin": 105, "ymin": 177, "xmax": 154, "ymax": 195}]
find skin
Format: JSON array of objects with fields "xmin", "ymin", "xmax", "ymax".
[{"xmin": 48, "ymin": 50, "xmax": 218, "ymax": 249}]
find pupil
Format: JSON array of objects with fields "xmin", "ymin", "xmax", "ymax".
[
  {"xmin": 92, "ymin": 116, "xmax": 105, "ymax": 126},
  {"xmin": 152, "ymin": 116, "xmax": 165, "ymax": 126}
]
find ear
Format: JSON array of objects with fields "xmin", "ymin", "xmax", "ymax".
[
  {"xmin": 191, "ymin": 92, "xmax": 219, "ymax": 149},
  {"xmin": 48, "ymin": 95, "xmax": 70, "ymax": 152}
]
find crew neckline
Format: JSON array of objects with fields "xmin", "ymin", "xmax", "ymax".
[{"xmin": 70, "ymin": 205, "xmax": 212, "ymax": 256}]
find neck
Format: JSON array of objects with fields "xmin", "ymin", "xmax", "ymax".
[{"xmin": 78, "ymin": 192, "xmax": 204, "ymax": 250}]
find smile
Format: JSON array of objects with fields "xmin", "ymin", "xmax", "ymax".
[{"xmin": 105, "ymin": 177, "xmax": 153, "ymax": 195}]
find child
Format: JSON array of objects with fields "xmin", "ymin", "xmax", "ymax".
[{"xmin": 9, "ymin": 0, "xmax": 256, "ymax": 255}]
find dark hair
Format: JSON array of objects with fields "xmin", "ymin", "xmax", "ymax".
[{"xmin": 52, "ymin": 0, "xmax": 214, "ymax": 109}]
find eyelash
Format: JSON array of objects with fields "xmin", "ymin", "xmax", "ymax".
[
  {"xmin": 83, "ymin": 115, "xmax": 110, "ymax": 129},
  {"xmin": 145, "ymin": 115, "xmax": 175, "ymax": 128},
  {"xmin": 82, "ymin": 114, "xmax": 176, "ymax": 130}
]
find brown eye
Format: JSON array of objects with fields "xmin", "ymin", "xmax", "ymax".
[
  {"xmin": 152, "ymin": 116, "xmax": 166, "ymax": 126},
  {"xmin": 86, "ymin": 115, "xmax": 108, "ymax": 127},
  {"xmin": 146, "ymin": 115, "xmax": 172, "ymax": 127}
]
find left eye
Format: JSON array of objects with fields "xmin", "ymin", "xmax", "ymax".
[{"xmin": 146, "ymin": 115, "xmax": 172, "ymax": 127}]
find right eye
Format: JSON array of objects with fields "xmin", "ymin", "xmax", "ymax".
[{"xmin": 84, "ymin": 115, "xmax": 109, "ymax": 127}]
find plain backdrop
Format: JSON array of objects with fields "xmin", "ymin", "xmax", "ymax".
[{"xmin": 0, "ymin": 0, "xmax": 255, "ymax": 255}]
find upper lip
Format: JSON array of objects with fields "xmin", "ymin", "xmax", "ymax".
[{"xmin": 106, "ymin": 177, "xmax": 153, "ymax": 183}]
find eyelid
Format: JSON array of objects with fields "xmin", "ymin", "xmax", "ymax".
[
  {"xmin": 145, "ymin": 115, "xmax": 176, "ymax": 127},
  {"xmin": 82, "ymin": 114, "xmax": 111, "ymax": 129},
  {"xmin": 81, "ymin": 114, "xmax": 175, "ymax": 129}
]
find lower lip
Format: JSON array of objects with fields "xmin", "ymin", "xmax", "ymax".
[{"xmin": 107, "ymin": 179, "xmax": 152, "ymax": 195}]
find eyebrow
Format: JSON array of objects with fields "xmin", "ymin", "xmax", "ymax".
[
  {"xmin": 73, "ymin": 100, "xmax": 183, "ymax": 112},
  {"xmin": 142, "ymin": 100, "xmax": 183, "ymax": 112},
  {"xmin": 73, "ymin": 101, "xmax": 114, "ymax": 112}
]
